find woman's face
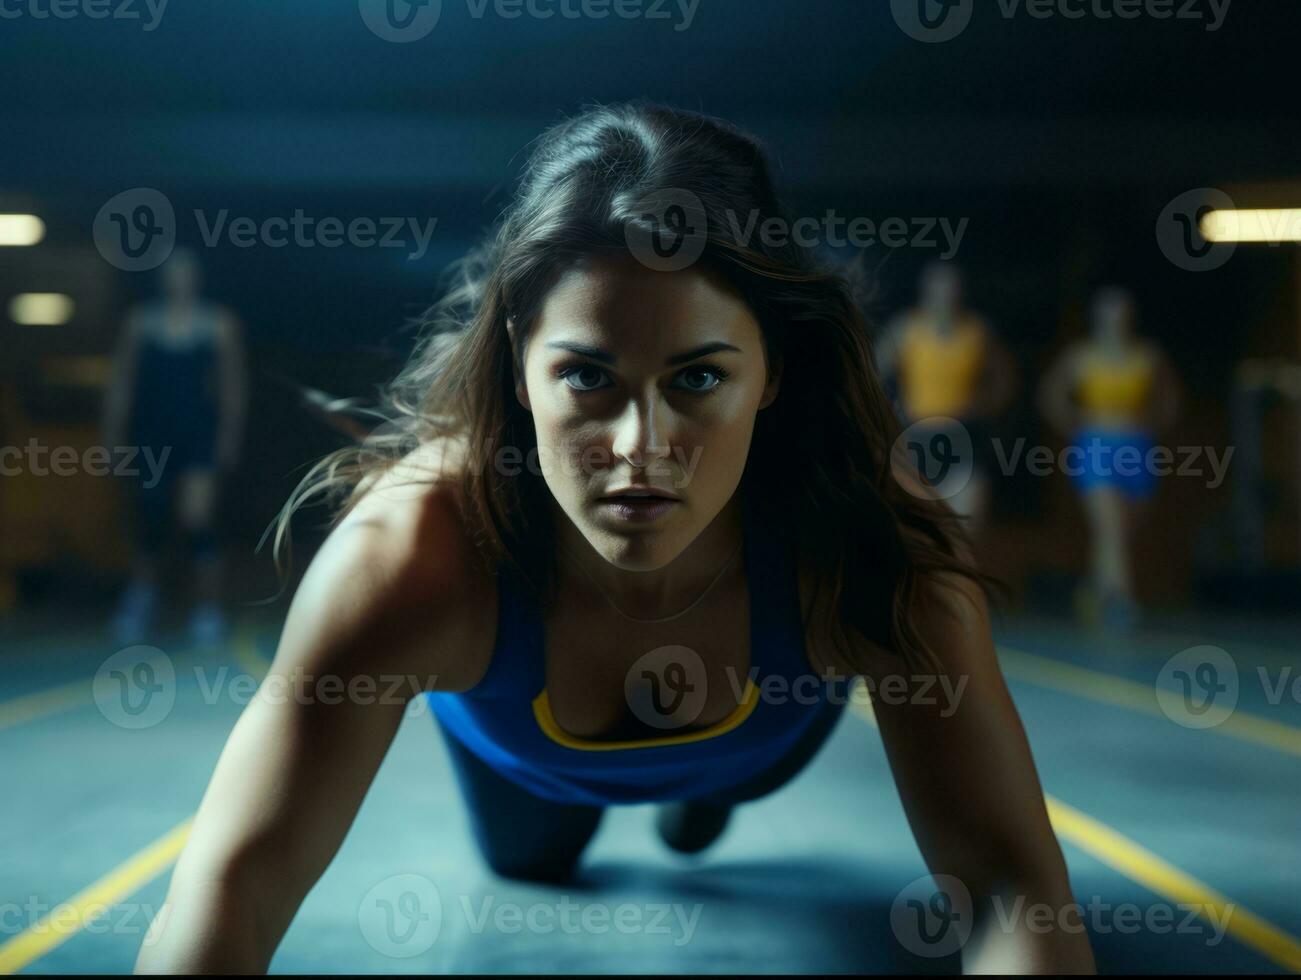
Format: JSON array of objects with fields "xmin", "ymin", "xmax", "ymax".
[{"xmin": 512, "ymin": 252, "xmax": 780, "ymax": 571}]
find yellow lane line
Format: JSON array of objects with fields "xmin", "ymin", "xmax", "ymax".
[
  {"xmin": 848, "ymin": 688, "xmax": 1301, "ymax": 973},
  {"xmin": 0, "ymin": 632, "xmax": 265, "ymax": 974},
  {"xmin": 0, "ymin": 818, "xmax": 193, "ymax": 975},
  {"xmin": 0, "ymin": 679, "xmax": 96, "ymax": 733},
  {"xmin": 997, "ymin": 645, "xmax": 1301, "ymax": 759},
  {"xmin": 1047, "ymin": 799, "xmax": 1301, "ymax": 973}
]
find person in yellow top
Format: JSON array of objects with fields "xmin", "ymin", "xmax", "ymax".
[
  {"xmin": 1038, "ymin": 287, "xmax": 1180, "ymax": 629},
  {"xmin": 877, "ymin": 261, "xmax": 1017, "ymax": 534}
]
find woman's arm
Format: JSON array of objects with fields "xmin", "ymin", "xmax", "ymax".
[
  {"xmin": 865, "ymin": 574, "xmax": 1097, "ymax": 974},
  {"xmin": 135, "ymin": 475, "xmax": 479, "ymax": 973}
]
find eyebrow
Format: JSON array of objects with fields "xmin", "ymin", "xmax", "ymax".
[{"xmin": 545, "ymin": 340, "xmax": 742, "ymax": 366}]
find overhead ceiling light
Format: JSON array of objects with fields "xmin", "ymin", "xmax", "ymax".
[
  {"xmin": 9, "ymin": 293, "xmax": 75, "ymax": 326},
  {"xmin": 1200, "ymin": 209, "xmax": 1301, "ymax": 244},
  {"xmin": 0, "ymin": 214, "xmax": 46, "ymax": 247}
]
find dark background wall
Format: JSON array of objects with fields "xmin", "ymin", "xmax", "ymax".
[{"xmin": 2, "ymin": 0, "xmax": 1298, "ymax": 611}]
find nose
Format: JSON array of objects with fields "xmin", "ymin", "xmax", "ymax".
[{"xmin": 610, "ymin": 395, "xmax": 672, "ymax": 470}]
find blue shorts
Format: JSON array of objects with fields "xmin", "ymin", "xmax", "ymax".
[{"xmin": 1067, "ymin": 428, "xmax": 1157, "ymax": 500}]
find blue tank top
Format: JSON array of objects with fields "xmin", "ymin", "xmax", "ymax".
[
  {"xmin": 128, "ymin": 302, "xmax": 222, "ymax": 449},
  {"xmin": 424, "ymin": 492, "xmax": 848, "ymax": 806}
]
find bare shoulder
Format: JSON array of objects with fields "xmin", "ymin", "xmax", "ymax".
[{"xmin": 281, "ymin": 437, "xmax": 497, "ymax": 693}]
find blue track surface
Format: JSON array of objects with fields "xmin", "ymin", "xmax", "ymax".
[{"xmin": 1, "ymin": 612, "xmax": 1298, "ymax": 973}]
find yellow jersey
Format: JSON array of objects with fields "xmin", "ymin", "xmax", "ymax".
[
  {"xmin": 1075, "ymin": 345, "xmax": 1155, "ymax": 427},
  {"xmin": 898, "ymin": 311, "xmax": 988, "ymax": 419}
]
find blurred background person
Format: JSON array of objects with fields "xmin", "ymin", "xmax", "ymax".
[
  {"xmin": 876, "ymin": 260, "xmax": 1017, "ymax": 536},
  {"xmin": 1038, "ymin": 286, "xmax": 1181, "ymax": 630},
  {"xmin": 101, "ymin": 248, "xmax": 248, "ymax": 646}
]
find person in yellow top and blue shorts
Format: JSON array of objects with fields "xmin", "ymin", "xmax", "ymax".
[
  {"xmin": 1039, "ymin": 287, "xmax": 1181, "ymax": 629},
  {"xmin": 876, "ymin": 261, "xmax": 1017, "ymax": 536}
]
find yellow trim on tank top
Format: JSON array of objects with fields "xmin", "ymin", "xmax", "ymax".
[{"xmin": 532, "ymin": 679, "xmax": 761, "ymax": 751}]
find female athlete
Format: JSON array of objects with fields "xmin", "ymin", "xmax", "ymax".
[{"xmin": 136, "ymin": 102, "xmax": 1095, "ymax": 974}]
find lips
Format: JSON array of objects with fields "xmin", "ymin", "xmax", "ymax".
[
  {"xmin": 598, "ymin": 489, "xmax": 681, "ymax": 502},
  {"xmin": 597, "ymin": 496, "xmax": 680, "ymax": 523}
]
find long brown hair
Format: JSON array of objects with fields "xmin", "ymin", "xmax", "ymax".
[{"xmin": 270, "ymin": 100, "xmax": 994, "ymax": 675}]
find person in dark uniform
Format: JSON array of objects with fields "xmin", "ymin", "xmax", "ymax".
[{"xmin": 103, "ymin": 248, "xmax": 247, "ymax": 645}]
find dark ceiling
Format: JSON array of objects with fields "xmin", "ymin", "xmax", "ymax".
[{"xmin": 2, "ymin": 0, "xmax": 1298, "ymax": 193}]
